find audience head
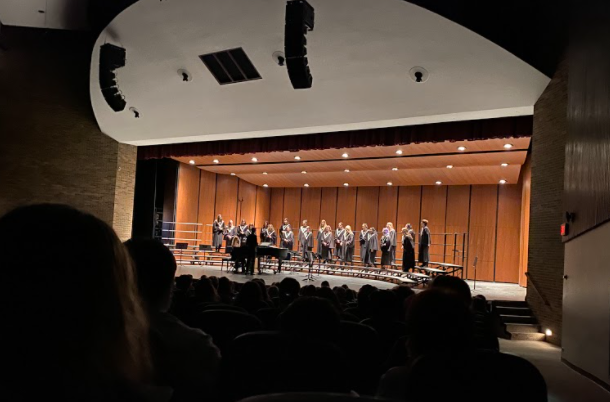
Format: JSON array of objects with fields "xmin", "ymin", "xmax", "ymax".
[
  {"xmin": 268, "ymin": 285, "xmax": 280, "ymax": 299},
  {"xmin": 430, "ymin": 276, "xmax": 472, "ymax": 306},
  {"xmin": 280, "ymin": 297, "xmax": 340, "ymax": 341},
  {"xmin": 209, "ymin": 275, "xmax": 219, "ymax": 289},
  {"xmin": 321, "ymin": 280, "xmax": 330, "ymax": 288},
  {"xmin": 357, "ymin": 284, "xmax": 378, "ymax": 311},
  {"xmin": 124, "ymin": 238, "xmax": 177, "ymax": 312},
  {"xmin": 406, "ymin": 289, "xmax": 474, "ymax": 359},
  {"xmin": 333, "ymin": 286, "xmax": 347, "ymax": 305},
  {"xmin": 217, "ymin": 276, "xmax": 234, "ymax": 294},
  {"xmin": 252, "ymin": 279, "xmax": 269, "ymax": 301},
  {"xmin": 194, "ymin": 277, "xmax": 220, "ymax": 303},
  {"xmin": 0, "ymin": 204, "xmax": 151, "ymax": 397},
  {"xmin": 279, "ymin": 277, "xmax": 301, "ymax": 305},
  {"xmin": 301, "ymin": 284, "xmax": 316, "ymax": 297},
  {"xmin": 316, "ymin": 286, "xmax": 341, "ymax": 309},
  {"xmin": 369, "ymin": 289, "xmax": 399, "ymax": 320},
  {"xmin": 175, "ymin": 274, "xmax": 193, "ymax": 291},
  {"xmin": 236, "ymin": 281, "xmax": 263, "ymax": 304}
]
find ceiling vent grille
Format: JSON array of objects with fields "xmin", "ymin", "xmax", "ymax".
[{"xmin": 199, "ymin": 48, "xmax": 261, "ymax": 85}]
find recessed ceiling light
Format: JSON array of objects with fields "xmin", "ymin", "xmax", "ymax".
[
  {"xmin": 294, "ymin": 155, "xmax": 301, "ymax": 160},
  {"xmin": 213, "ymin": 159, "xmax": 219, "ymax": 164},
  {"xmin": 499, "ymin": 179, "xmax": 507, "ymax": 184},
  {"xmin": 446, "ymin": 165, "xmax": 453, "ymax": 169},
  {"xmin": 392, "ymin": 167, "xmax": 398, "ymax": 171},
  {"xmin": 263, "ymin": 184, "xmax": 268, "ymax": 187},
  {"xmin": 304, "ymin": 183, "xmax": 309, "ymax": 187},
  {"xmin": 230, "ymin": 173, "xmax": 236, "ymax": 176},
  {"xmin": 301, "ymin": 171, "xmax": 307, "ymax": 174},
  {"xmin": 387, "ymin": 182, "xmax": 393, "ymax": 186},
  {"xmin": 342, "ymin": 153, "xmax": 349, "ymax": 158},
  {"xmin": 545, "ymin": 329, "xmax": 553, "ymax": 336},
  {"xmin": 435, "ymin": 181, "xmax": 442, "ymax": 185},
  {"xmin": 189, "ymin": 160, "xmax": 195, "ymax": 165},
  {"xmin": 457, "ymin": 146, "xmax": 466, "ymax": 152},
  {"xmin": 251, "ymin": 157, "xmax": 258, "ymax": 162},
  {"xmin": 343, "ymin": 183, "xmax": 349, "ymax": 187},
  {"xmin": 504, "ymin": 143, "xmax": 513, "ymax": 149},
  {"xmin": 344, "ymin": 169, "xmax": 350, "ymax": 173},
  {"xmin": 501, "ymin": 163, "xmax": 509, "ymax": 167},
  {"xmin": 263, "ymin": 172, "xmax": 268, "ymax": 175},
  {"xmin": 396, "ymin": 150, "xmax": 403, "ymax": 155}
]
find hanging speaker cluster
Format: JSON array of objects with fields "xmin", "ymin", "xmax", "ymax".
[
  {"xmin": 285, "ymin": 0, "xmax": 315, "ymax": 89},
  {"xmin": 99, "ymin": 43, "xmax": 127, "ymax": 112}
]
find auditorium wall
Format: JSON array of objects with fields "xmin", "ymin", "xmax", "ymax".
[{"xmin": 176, "ymin": 161, "xmax": 527, "ymax": 284}]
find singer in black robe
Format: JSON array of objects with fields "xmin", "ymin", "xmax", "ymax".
[
  {"xmin": 344, "ymin": 227, "xmax": 355, "ymax": 264},
  {"xmin": 320, "ymin": 228, "xmax": 335, "ymax": 263},
  {"xmin": 281, "ymin": 228, "xmax": 294, "ymax": 250},
  {"xmin": 380, "ymin": 229, "xmax": 392, "ymax": 267},
  {"xmin": 224, "ymin": 221, "xmax": 236, "ymax": 251},
  {"xmin": 260, "ymin": 221, "xmax": 269, "ymax": 243},
  {"xmin": 237, "ymin": 220, "xmax": 250, "ymax": 244},
  {"xmin": 419, "ymin": 219, "xmax": 431, "ymax": 266},
  {"xmin": 298, "ymin": 220, "xmax": 308, "ymax": 251},
  {"xmin": 335, "ymin": 224, "xmax": 346, "ymax": 262},
  {"xmin": 300, "ymin": 228, "xmax": 314, "ymax": 262},
  {"xmin": 401, "ymin": 228, "xmax": 416, "ymax": 272},
  {"xmin": 365, "ymin": 228, "xmax": 379, "ymax": 267},
  {"xmin": 359, "ymin": 224, "xmax": 369, "ymax": 263},
  {"xmin": 212, "ymin": 215, "xmax": 225, "ymax": 252},
  {"xmin": 266, "ymin": 225, "xmax": 277, "ymax": 246},
  {"xmin": 317, "ymin": 220, "xmax": 327, "ymax": 256}
]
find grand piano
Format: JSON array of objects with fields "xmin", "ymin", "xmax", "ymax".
[{"xmin": 256, "ymin": 243, "xmax": 290, "ymax": 273}]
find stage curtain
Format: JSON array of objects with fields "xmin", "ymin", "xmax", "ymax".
[{"xmin": 138, "ymin": 116, "xmax": 532, "ymax": 159}]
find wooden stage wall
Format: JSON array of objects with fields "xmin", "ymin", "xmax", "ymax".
[{"xmin": 175, "ymin": 162, "xmax": 527, "ymax": 284}]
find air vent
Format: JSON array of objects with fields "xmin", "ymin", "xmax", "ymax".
[{"xmin": 199, "ymin": 48, "xmax": 261, "ymax": 85}]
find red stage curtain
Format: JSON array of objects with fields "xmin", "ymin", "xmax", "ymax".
[{"xmin": 137, "ymin": 115, "xmax": 532, "ymax": 159}]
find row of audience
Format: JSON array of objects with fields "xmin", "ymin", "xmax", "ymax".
[{"xmin": 0, "ymin": 204, "xmax": 547, "ymax": 402}]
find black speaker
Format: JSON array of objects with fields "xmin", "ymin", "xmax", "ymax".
[
  {"xmin": 285, "ymin": 0, "xmax": 314, "ymax": 89},
  {"xmin": 99, "ymin": 43, "xmax": 127, "ymax": 112}
]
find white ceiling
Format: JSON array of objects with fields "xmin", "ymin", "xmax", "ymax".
[
  {"xmin": 90, "ymin": 0, "xmax": 549, "ymax": 146},
  {"xmin": 0, "ymin": 0, "xmax": 88, "ymax": 30}
]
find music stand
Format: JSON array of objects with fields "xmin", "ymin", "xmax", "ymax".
[
  {"xmin": 303, "ymin": 249, "xmax": 316, "ymax": 282},
  {"xmin": 176, "ymin": 242, "xmax": 188, "ymax": 266},
  {"xmin": 198, "ymin": 244, "xmax": 212, "ymax": 265},
  {"xmin": 472, "ymin": 256, "xmax": 479, "ymax": 290}
]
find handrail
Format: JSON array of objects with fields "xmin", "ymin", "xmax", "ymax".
[{"xmin": 525, "ymin": 272, "xmax": 553, "ymax": 309}]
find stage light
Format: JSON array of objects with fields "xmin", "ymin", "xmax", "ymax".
[
  {"xmin": 252, "ymin": 157, "xmax": 258, "ymax": 162},
  {"xmin": 392, "ymin": 167, "xmax": 398, "ymax": 171},
  {"xmin": 344, "ymin": 169, "xmax": 350, "ymax": 173},
  {"xmin": 499, "ymin": 179, "xmax": 507, "ymax": 184},
  {"xmin": 301, "ymin": 171, "xmax": 307, "ymax": 174},
  {"xmin": 304, "ymin": 183, "xmax": 309, "ymax": 187},
  {"xmin": 263, "ymin": 184, "xmax": 268, "ymax": 187},
  {"xmin": 263, "ymin": 172, "xmax": 268, "ymax": 175},
  {"xmin": 501, "ymin": 163, "xmax": 509, "ymax": 167},
  {"xmin": 189, "ymin": 160, "xmax": 195, "ymax": 165},
  {"xmin": 294, "ymin": 155, "xmax": 301, "ymax": 160},
  {"xmin": 342, "ymin": 153, "xmax": 349, "ymax": 158},
  {"xmin": 435, "ymin": 181, "xmax": 442, "ymax": 185},
  {"xmin": 457, "ymin": 146, "xmax": 466, "ymax": 152},
  {"xmin": 213, "ymin": 159, "xmax": 219, "ymax": 164},
  {"xmin": 545, "ymin": 329, "xmax": 552, "ymax": 336},
  {"xmin": 343, "ymin": 183, "xmax": 349, "ymax": 187},
  {"xmin": 446, "ymin": 165, "xmax": 453, "ymax": 169},
  {"xmin": 504, "ymin": 143, "xmax": 513, "ymax": 149},
  {"xmin": 230, "ymin": 173, "xmax": 236, "ymax": 176},
  {"xmin": 387, "ymin": 182, "xmax": 393, "ymax": 186},
  {"xmin": 396, "ymin": 150, "xmax": 403, "ymax": 155}
]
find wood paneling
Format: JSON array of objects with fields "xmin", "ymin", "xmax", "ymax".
[
  {"xmin": 397, "ymin": 186, "xmax": 421, "ymax": 231},
  {"xmin": 377, "ymin": 186, "xmax": 399, "ymax": 232},
  {"xmin": 175, "ymin": 164, "xmax": 200, "ymax": 226},
  {"xmin": 519, "ymin": 157, "xmax": 531, "ymax": 287},
  {"xmin": 445, "ymin": 186, "xmax": 471, "ymax": 265},
  {"xmin": 420, "ymin": 185, "xmax": 448, "ymax": 262},
  {"xmin": 300, "ymin": 187, "xmax": 322, "ymax": 230},
  {"xmin": 336, "ymin": 187, "xmax": 358, "ymax": 229},
  {"xmin": 467, "ymin": 185, "xmax": 498, "ymax": 281},
  {"xmin": 214, "ymin": 174, "xmax": 239, "ymax": 225},
  {"xmin": 495, "ymin": 184, "xmax": 522, "ymax": 283},
  {"xmin": 283, "ymin": 188, "xmax": 302, "ymax": 233},
  {"xmin": 320, "ymin": 187, "xmax": 338, "ymax": 230},
  {"xmin": 197, "ymin": 170, "xmax": 217, "ymax": 245},
  {"xmin": 269, "ymin": 188, "xmax": 285, "ymax": 230},
  {"xmin": 254, "ymin": 186, "xmax": 271, "ymax": 231},
  {"xmin": 356, "ymin": 187, "xmax": 379, "ymax": 231},
  {"xmin": 238, "ymin": 179, "xmax": 257, "ymax": 225},
  {"xmin": 177, "ymin": 137, "xmax": 531, "ymax": 166}
]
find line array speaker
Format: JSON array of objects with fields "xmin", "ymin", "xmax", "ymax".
[
  {"xmin": 285, "ymin": 0, "xmax": 315, "ymax": 89},
  {"xmin": 99, "ymin": 43, "xmax": 127, "ymax": 112}
]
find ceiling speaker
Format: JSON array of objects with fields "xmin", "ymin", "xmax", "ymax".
[
  {"xmin": 99, "ymin": 43, "xmax": 127, "ymax": 112},
  {"xmin": 285, "ymin": 0, "xmax": 315, "ymax": 89}
]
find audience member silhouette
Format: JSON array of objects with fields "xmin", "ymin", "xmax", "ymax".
[
  {"xmin": 0, "ymin": 204, "xmax": 162, "ymax": 401},
  {"xmin": 125, "ymin": 238, "xmax": 221, "ymax": 402},
  {"xmin": 234, "ymin": 281, "xmax": 268, "ymax": 314},
  {"xmin": 279, "ymin": 297, "xmax": 341, "ymax": 342}
]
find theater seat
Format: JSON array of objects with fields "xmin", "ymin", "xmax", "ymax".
[
  {"xmin": 255, "ymin": 307, "xmax": 281, "ymax": 330},
  {"xmin": 336, "ymin": 321, "xmax": 381, "ymax": 395},
  {"xmin": 237, "ymin": 392, "xmax": 393, "ymax": 402},
  {"xmin": 200, "ymin": 303, "xmax": 247, "ymax": 313},
  {"xmin": 195, "ymin": 310, "xmax": 262, "ymax": 354},
  {"xmin": 225, "ymin": 331, "xmax": 351, "ymax": 400}
]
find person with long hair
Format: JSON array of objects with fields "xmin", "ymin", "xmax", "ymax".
[
  {"xmin": 237, "ymin": 219, "xmax": 250, "ymax": 244},
  {"xmin": 402, "ymin": 226, "xmax": 416, "ymax": 272},
  {"xmin": 335, "ymin": 222, "xmax": 346, "ymax": 263},
  {"xmin": 320, "ymin": 225, "xmax": 335, "ymax": 263},
  {"xmin": 224, "ymin": 219, "xmax": 236, "ymax": 251},
  {"xmin": 266, "ymin": 224, "xmax": 277, "ymax": 246},
  {"xmin": 317, "ymin": 219, "xmax": 327, "ymax": 257},
  {"xmin": 380, "ymin": 228, "xmax": 392, "ymax": 268},
  {"xmin": 0, "ymin": 204, "xmax": 162, "ymax": 400},
  {"xmin": 260, "ymin": 221, "xmax": 269, "ymax": 243},
  {"xmin": 386, "ymin": 222, "xmax": 397, "ymax": 265},
  {"xmin": 344, "ymin": 225, "xmax": 355, "ymax": 265},
  {"xmin": 212, "ymin": 214, "xmax": 225, "ymax": 252},
  {"xmin": 281, "ymin": 225, "xmax": 294, "ymax": 250}
]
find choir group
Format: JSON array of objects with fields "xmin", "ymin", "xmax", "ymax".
[{"xmin": 211, "ymin": 215, "xmax": 432, "ymax": 272}]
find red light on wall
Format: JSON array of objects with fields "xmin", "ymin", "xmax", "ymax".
[{"xmin": 560, "ymin": 223, "xmax": 569, "ymax": 236}]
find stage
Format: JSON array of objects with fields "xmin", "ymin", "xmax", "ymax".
[{"xmin": 176, "ymin": 264, "xmax": 526, "ymax": 301}]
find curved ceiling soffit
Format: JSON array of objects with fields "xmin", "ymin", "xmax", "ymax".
[{"xmin": 89, "ymin": 0, "xmax": 550, "ymax": 146}]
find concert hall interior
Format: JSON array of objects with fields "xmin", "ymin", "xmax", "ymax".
[{"xmin": 2, "ymin": 0, "xmax": 610, "ymax": 401}]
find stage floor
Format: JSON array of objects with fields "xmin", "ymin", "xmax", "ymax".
[{"xmin": 176, "ymin": 264, "xmax": 526, "ymax": 301}]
